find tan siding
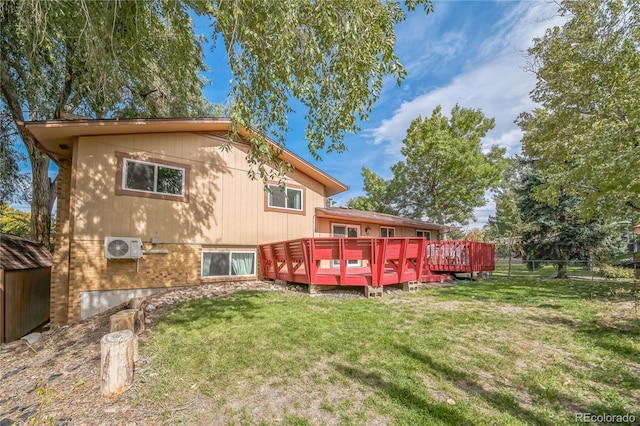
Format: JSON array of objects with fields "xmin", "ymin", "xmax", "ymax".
[{"xmin": 73, "ymin": 132, "xmax": 326, "ymax": 245}]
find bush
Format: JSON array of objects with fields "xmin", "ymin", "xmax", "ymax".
[{"xmin": 597, "ymin": 264, "xmax": 635, "ymax": 279}]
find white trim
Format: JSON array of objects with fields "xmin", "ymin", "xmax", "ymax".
[
  {"xmin": 267, "ymin": 184, "xmax": 303, "ymax": 211},
  {"xmin": 123, "ymin": 158, "xmax": 185, "ymax": 196},
  {"xmin": 201, "ymin": 250, "xmax": 256, "ymax": 278},
  {"xmin": 331, "ymin": 223, "xmax": 361, "ymax": 267},
  {"xmin": 380, "ymin": 226, "xmax": 396, "ymax": 237}
]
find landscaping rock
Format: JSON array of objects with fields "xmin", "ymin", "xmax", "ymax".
[{"xmin": 21, "ymin": 333, "xmax": 42, "ymax": 345}]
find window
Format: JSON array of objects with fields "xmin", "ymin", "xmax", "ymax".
[
  {"xmin": 417, "ymin": 230, "xmax": 432, "ymax": 240},
  {"xmin": 115, "ymin": 152, "xmax": 190, "ymax": 202},
  {"xmin": 124, "ymin": 159, "xmax": 185, "ymax": 196},
  {"xmin": 380, "ymin": 227, "xmax": 396, "ymax": 237},
  {"xmin": 202, "ymin": 251, "xmax": 256, "ymax": 277},
  {"xmin": 332, "ymin": 224, "xmax": 361, "ymax": 267},
  {"xmin": 267, "ymin": 184, "xmax": 303, "ymax": 211}
]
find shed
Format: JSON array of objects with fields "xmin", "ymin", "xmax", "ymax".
[{"xmin": 0, "ymin": 233, "xmax": 52, "ymax": 343}]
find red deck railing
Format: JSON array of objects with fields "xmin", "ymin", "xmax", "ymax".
[{"xmin": 259, "ymin": 238, "xmax": 495, "ymax": 287}]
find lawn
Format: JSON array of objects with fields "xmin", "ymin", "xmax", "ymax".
[{"xmin": 138, "ymin": 278, "xmax": 640, "ymax": 425}]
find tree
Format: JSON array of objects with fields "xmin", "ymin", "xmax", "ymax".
[
  {"xmin": 0, "ymin": 111, "xmax": 29, "ymax": 205},
  {"xmin": 1, "ymin": 0, "xmax": 210, "ymax": 245},
  {"xmin": 485, "ymin": 158, "xmax": 527, "ymax": 276},
  {"xmin": 517, "ymin": 166, "xmax": 606, "ymax": 279},
  {"xmin": 520, "ymin": 0, "xmax": 640, "ymax": 220},
  {"xmin": 1, "ymin": 0, "xmax": 433, "ymax": 245},
  {"xmin": 0, "ymin": 205, "xmax": 30, "ymax": 238},
  {"xmin": 346, "ymin": 167, "xmax": 397, "ymax": 214},
  {"xmin": 391, "ymin": 105, "xmax": 505, "ymax": 225},
  {"xmin": 349, "ymin": 105, "xmax": 506, "ymax": 226}
]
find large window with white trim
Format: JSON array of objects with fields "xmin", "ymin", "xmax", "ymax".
[
  {"xmin": 124, "ymin": 158, "xmax": 185, "ymax": 196},
  {"xmin": 202, "ymin": 251, "xmax": 256, "ymax": 277},
  {"xmin": 267, "ymin": 184, "xmax": 303, "ymax": 211}
]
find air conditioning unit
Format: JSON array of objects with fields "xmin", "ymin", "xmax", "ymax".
[{"xmin": 104, "ymin": 237, "xmax": 143, "ymax": 260}]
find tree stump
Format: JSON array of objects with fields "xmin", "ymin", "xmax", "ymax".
[
  {"xmin": 111, "ymin": 309, "xmax": 144, "ymax": 334},
  {"xmin": 100, "ymin": 330, "xmax": 134, "ymax": 396},
  {"xmin": 110, "ymin": 309, "xmax": 145, "ymax": 362},
  {"xmin": 129, "ymin": 297, "xmax": 146, "ymax": 310}
]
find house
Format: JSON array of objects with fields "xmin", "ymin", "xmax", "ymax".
[
  {"xmin": 23, "ymin": 118, "xmax": 451, "ymax": 325},
  {"xmin": 0, "ymin": 233, "xmax": 52, "ymax": 342}
]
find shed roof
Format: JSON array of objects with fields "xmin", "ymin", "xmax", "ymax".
[
  {"xmin": 315, "ymin": 207, "xmax": 457, "ymax": 231},
  {"xmin": 0, "ymin": 234, "xmax": 53, "ymax": 270}
]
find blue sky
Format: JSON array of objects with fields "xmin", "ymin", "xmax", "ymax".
[
  {"xmin": 198, "ymin": 0, "xmax": 563, "ymax": 230},
  {"xmin": 26, "ymin": 0, "xmax": 562, "ymax": 229}
]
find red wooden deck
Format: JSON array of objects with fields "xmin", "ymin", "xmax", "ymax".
[{"xmin": 259, "ymin": 238, "xmax": 495, "ymax": 287}]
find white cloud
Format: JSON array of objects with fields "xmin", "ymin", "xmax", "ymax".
[{"xmin": 362, "ymin": 0, "xmax": 563, "ymax": 226}]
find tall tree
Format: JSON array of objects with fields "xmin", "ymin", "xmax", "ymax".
[
  {"xmin": 348, "ymin": 105, "xmax": 505, "ymax": 227},
  {"xmin": 517, "ymin": 167, "xmax": 606, "ymax": 279},
  {"xmin": 1, "ymin": 0, "xmax": 433, "ymax": 245},
  {"xmin": 521, "ymin": 0, "xmax": 640, "ymax": 220},
  {"xmin": 1, "ymin": 0, "xmax": 210, "ymax": 245},
  {"xmin": 485, "ymin": 158, "xmax": 527, "ymax": 276},
  {"xmin": 0, "ymin": 111, "xmax": 29, "ymax": 205},
  {"xmin": 346, "ymin": 167, "xmax": 397, "ymax": 214},
  {"xmin": 391, "ymin": 105, "xmax": 505, "ymax": 225}
]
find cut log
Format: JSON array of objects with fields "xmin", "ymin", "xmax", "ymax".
[
  {"xmin": 111, "ymin": 309, "xmax": 145, "ymax": 334},
  {"xmin": 100, "ymin": 330, "xmax": 134, "ymax": 396},
  {"xmin": 129, "ymin": 297, "xmax": 146, "ymax": 310},
  {"xmin": 110, "ymin": 310, "xmax": 135, "ymax": 333}
]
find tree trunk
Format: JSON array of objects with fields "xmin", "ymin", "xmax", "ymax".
[
  {"xmin": 557, "ymin": 262, "xmax": 568, "ymax": 279},
  {"xmin": 507, "ymin": 239, "xmax": 513, "ymax": 278},
  {"xmin": 28, "ymin": 148, "xmax": 52, "ymax": 246}
]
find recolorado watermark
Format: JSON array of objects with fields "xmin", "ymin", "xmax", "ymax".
[{"xmin": 575, "ymin": 413, "xmax": 636, "ymax": 424}]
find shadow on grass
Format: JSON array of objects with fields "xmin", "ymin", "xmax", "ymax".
[
  {"xmin": 395, "ymin": 345, "xmax": 557, "ymax": 426},
  {"xmin": 155, "ymin": 290, "xmax": 267, "ymax": 331},
  {"xmin": 334, "ymin": 363, "xmax": 475, "ymax": 425},
  {"xmin": 439, "ymin": 278, "xmax": 637, "ymax": 305},
  {"xmin": 395, "ymin": 344, "xmax": 640, "ymax": 425}
]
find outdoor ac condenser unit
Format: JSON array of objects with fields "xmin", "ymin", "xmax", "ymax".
[{"xmin": 104, "ymin": 237, "xmax": 143, "ymax": 260}]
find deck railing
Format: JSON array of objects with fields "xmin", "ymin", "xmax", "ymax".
[{"xmin": 259, "ymin": 238, "xmax": 495, "ymax": 287}]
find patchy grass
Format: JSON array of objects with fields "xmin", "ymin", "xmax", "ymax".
[{"xmin": 141, "ymin": 279, "xmax": 640, "ymax": 425}]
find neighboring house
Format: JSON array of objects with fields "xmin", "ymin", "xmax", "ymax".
[
  {"xmin": 0, "ymin": 233, "xmax": 52, "ymax": 342},
  {"xmin": 23, "ymin": 118, "xmax": 451, "ymax": 325}
]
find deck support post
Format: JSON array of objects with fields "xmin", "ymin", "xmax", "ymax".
[
  {"xmin": 402, "ymin": 281, "xmax": 419, "ymax": 293},
  {"xmin": 365, "ymin": 286, "xmax": 383, "ymax": 298}
]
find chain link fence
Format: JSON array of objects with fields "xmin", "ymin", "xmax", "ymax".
[{"xmin": 490, "ymin": 258, "xmax": 639, "ymax": 283}]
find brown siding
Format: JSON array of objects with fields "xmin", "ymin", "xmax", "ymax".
[{"xmin": 2, "ymin": 268, "xmax": 51, "ymax": 342}]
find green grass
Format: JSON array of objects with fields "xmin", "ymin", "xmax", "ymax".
[{"xmin": 140, "ymin": 279, "xmax": 640, "ymax": 425}]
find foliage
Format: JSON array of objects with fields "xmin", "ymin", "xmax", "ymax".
[
  {"xmin": 391, "ymin": 105, "xmax": 505, "ymax": 225},
  {"xmin": 516, "ymin": 166, "xmax": 607, "ymax": 278},
  {"xmin": 464, "ymin": 228, "xmax": 485, "ymax": 242},
  {"xmin": 485, "ymin": 158, "xmax": 527, "ymax": 260},
  {"xmin": 520, "ymin": 0, "xmax": 640, "ymax": 220},
  {"xmin": 1, "ymin": 0, "xmax": 432, "ymax": 244},
  {"xmin": 598, "ymin": 263, "xmax": 635, "ymax": 280},
  {"xmin": 346, "ymin": 167, "xmax": 397, "ymax": 214},
  {"xmin": 349, "ymin": 105, "xmax": 505, "ymax": 226},
  {"xmin": 0, "ymin": 204, "xmax": 30, "ymax": 238},
  {"xmin": 0, "ymin": 112, "xmax": 29, "ymax": 204},
  {"xmin": 1, "ymin": 0, "xmax": 211, "ymax": 244}
]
